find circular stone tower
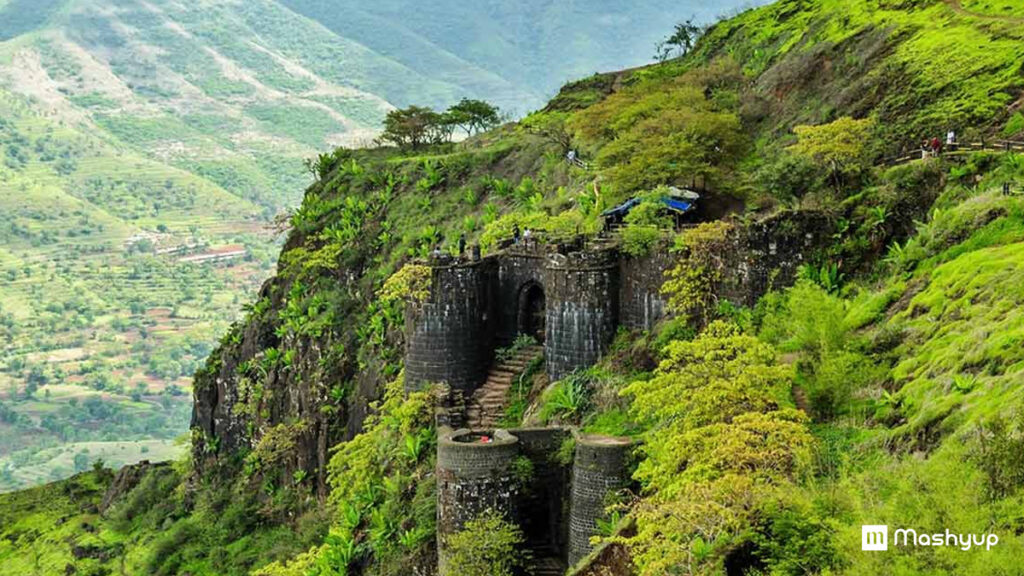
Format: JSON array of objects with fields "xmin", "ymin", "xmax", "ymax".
[
  {"xmin": 436, "ymin": 429, "xmax": 520, "ymax": 575},
  {"xmin": 405, "ymin": 259, "xmax": 494, "ymax": 393},
  {"xmin": 568, "ymin": 435, "xmax": 633, "ymax": 566},
  {"xmin": 543, "ymin": 249, "xmax": 619, "ymax": 381}
]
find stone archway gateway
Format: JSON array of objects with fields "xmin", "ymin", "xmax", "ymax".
[{"xmin": 517, "ymin": 281, "xmax": 546, "ymax": 342}]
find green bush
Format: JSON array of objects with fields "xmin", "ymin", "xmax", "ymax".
[
  {"xmin": 539, "ymin": 371, "xmax": 593, "ymax": 424},
  {"xmin": 620, "ymin": 224, "xmax": 663, "ymax": 257},
  {"xmin": 445, "ymin": 512, "xmax": 528, "ymax": 576},
  {"xmin": 972, "ymin": 410, "xmax": 1024, "ymax": 501}
]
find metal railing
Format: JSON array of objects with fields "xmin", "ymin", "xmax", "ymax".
[{"xmin": 884, "ymin": 139, "xmax": 1024, "ymax": 166}]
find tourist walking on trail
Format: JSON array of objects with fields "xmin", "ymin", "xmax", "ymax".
[
  {"xmin": 922, "ymin": 138, "xmax": 931, "ymax": 159},
  {"xmin": 931, "ymin": 136, "xmax": 942, "ymax": 156},
  {"xmin": 523, "ymin": 228, "xmax": 533, "ymax": 248},
  {"xmin": 947, "ymin": 129, "xmax": 957, "ymax": 149},
  {"xmin": 512, "ymin": 223, "xmax": 520, "ymax": 245},
  {"xmin": 458, "ymin": 233, "xmax": 466, "ymax": 256},
  {"xmin": 567, "ymin": 149, "xmax": 577, "ymax": 164}
]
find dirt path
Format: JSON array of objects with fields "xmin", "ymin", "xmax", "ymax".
[
  {"xmin": 793, "ymin": 386, "xmax": 811, "ymax": 415},
  {"xmin": 945, "ymin": 0, "xmax": 1024, "ymax": 24}
]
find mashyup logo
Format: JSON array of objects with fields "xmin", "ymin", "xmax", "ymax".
[
  {"xmin": 861, "ymin": 525, "xmax": 888, "ymax": 551},
  {"xmin": 861, "ymin": 525, "xmax": 999, "ymax": 552}
]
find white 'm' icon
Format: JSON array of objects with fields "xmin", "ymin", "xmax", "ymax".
[{"xmin": 862, "ymin": 525, "xmax": 888, "ymax": 551}]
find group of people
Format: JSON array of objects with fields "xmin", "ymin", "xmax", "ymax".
[
  {"xmin": 511, "ymin": 223, "xmax": 534, "ymax": 247},
  {"xmin": 430, "ymin": 233, "xmax": 469, "ymax": 259},
  {"xmin": 428, "ymin": 224, "xmax": 536, "ymax": 261},
  {"xmin": 922, "ymin": 130, "xmax": 957, "ymax": 158}
]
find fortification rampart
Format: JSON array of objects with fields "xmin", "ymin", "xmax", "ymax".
[
  {"xmin": 436, "ymin": 429, "xmax": 520, "ymax": 573},
  {"xmin": 568, "ymin": 436, "xmax": 634, "ymax": 566},
  {"xmin": 436, "ymin": 427, "xmax": 632, "ymax": 576},
  {"xmin": 405, "ymin": 211, "xmax": 829, "ymax": 396}
]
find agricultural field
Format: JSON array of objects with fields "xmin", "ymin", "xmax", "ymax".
[{"xmin": 0, "ymin": 85, "xmax": 279, "ymax": 492}]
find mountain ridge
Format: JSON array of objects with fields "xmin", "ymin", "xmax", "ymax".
[{"xmin": 1, "ymin": 0, "xmax": 761, "ymax": 493}]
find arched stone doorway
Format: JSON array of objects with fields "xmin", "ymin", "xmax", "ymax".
[{"xmin": 517, "ymin": 282, "xmax": 546, "ymax": 342}]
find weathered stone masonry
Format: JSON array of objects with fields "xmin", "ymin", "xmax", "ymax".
[
  {"xmin": 405, "ymin": 242, "xmax": 665, "ymax": 392},
  {"xmin": 568, "ymin": 436, "xmax": 634, "ymax": 566},
  {"xmin": 436, "ymin": 427, "xmax": 622, "ymax": 575},
  {"xmin": 405, "ymin": 210, "xmax": 830, "ymax": 396},
  {"xmin": 405, "ymin": 259, "xmax": 497, "ymax": 394},
  {"xmin": 436, "ymin": 429, "xmax": 521, "ymax": 574},
  {"xmin": 544, "ymin": 249, "xmax": 619, "ymax": 380},
  {"xmin": 423, "ymin": 211, "xmax": 832, "ymax": 575}
]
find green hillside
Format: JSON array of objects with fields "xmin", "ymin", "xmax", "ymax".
[
  {"xmin": 0, "ymin": 0, "xmax": 747, "ymax": 492},
  {"xmin": 4, "ymin": 0, "xmax": 1024, "ymax": 575},
  {"xmin": 0, "ymin": 85, "xmax": 265, "ymax": 491}
]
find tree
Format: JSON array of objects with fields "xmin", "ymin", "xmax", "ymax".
[
  {"xmin": 521, "ymin": 111, "xmax": 573, "ymax": 153},
  {"xmin": 445, "ymin": 512, "xmax": 528, "ymax": 576},
  {"xmin": 73, "ymin": 451, "xmax": 90, "ymax": 473},
  {"xmin": 789, "ymin": 117, "xmax": 875, "ymax": 196},
  {"xmin": 447, "ymin": 98, "xmax": 501, "ymax": 136},
  {"xmin": 655, "ymin": 19, "xmax": 703, "ymax": 62},
  {"xmin": 378, "ymin": 106, "xmax": 442, "ymax": 148}
]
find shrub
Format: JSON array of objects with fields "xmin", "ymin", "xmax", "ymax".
[
  {"xmin": 623, "ymin": 321, "xmax": 814, "ymax": 575},
  {"xmin": 747, "ymin": 495, "xmax": 842, "ymax": 575},
  {"xmin": 539, "ymin": 371, "xmax": 593, "ymax": 424},
  {"xmin": 662, "ymin": 221, "xmax": 733, "ymax": 324},
  {"xmin": 755, "ymin": 152, "xmax": 822, "ymax": 203},
  {"xmin": 445, "ymin": 512, "xmax": 527, "ymax": 576},
  {"xmin": 972, "ymin": 411, "xmax": 1024, "ymax": 500},
  {"xmin": 620, "ymin": 224, "xmax": 663, "ymax": 256}
]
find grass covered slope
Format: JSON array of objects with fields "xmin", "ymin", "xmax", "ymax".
[
  {"xmin": 743, "ymin": 155, "xmax": 1024, "ymax": 575},
  {"xmin": 0, "ymin": 85, "xmax": 265, "ymax": 493},
  {"xmin": 692, "ymin": 0, "xmax": 1024, "ymax": 148}
]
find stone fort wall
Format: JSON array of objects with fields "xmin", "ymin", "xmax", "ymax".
[
  {"xmin": 436, "ymin": 427, "xmax": 632, "ymax": 575},
  {"xmin": 427, "ymin": 211, "xmax": 831, "ymax": 574},
  {"xmin": 405, "ymin": 210, "xmax": 830, "ymax": 395}
]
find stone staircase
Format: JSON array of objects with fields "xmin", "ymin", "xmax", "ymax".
[{"xmin": 465, "ymin": 344, "xmax": 544, "ymax": 430}]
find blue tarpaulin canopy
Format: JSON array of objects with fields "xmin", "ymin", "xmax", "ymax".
[
  {"xmin": 601, "ymin": 196, "xmax": 695, "ymax": 219},
  {"xmin": 601, "ymin": 197, "xmax": 642, "ymax": 218},
  {"xmin": 662, "ymin": 198, "xmax": 693, "ymax": 214}
]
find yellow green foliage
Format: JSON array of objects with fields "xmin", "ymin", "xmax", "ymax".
[
  {"xmin": 263, "ymin": 376, "xmax": 438, "ymax": 576},
  {"xmin": 569, "ymin": 59, "xmax": 747, "ymax": 197},
  {"xmin": 245, "ymin": 421, "xmax": 311, "ymax": 477},
  {"xmin": 623, "ymin": 322, "xmax": 813, "ymax": 574},
  {"xmin": 790, "ymin": 117, "xmax": 875, "ymax": 179},
  {"xmin": 378, "ymin": 264, "xmax": 432, "ymax": 305},
  {"xmin": 695, "ymin": 0, "xmax": 1024, "ymax": 145},
  {"xmin": 444, "ymin": 512, "xmax": 527, "ymax": 576},
  {"xmin": 478, "ymin": 209, "xmax": 598, "ymax": 253},
  {"xmin": 661, "ymin": 221, "xmax": 733, "ymax": 324}
]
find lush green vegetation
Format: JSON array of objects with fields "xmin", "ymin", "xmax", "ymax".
[
  {"xmin": 0, "ymin": 0, "xmax": 757, "ymax": 493},
  {"xmin": 6, "ymin": 0, "xmax": 1024, "ymax": 575},
  {"xmin": 0, "ymin": 88, "xmax": 274, "ymax": 491}
]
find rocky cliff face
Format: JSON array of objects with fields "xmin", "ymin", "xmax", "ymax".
[{"xmin": 187, "ymin": 135, "xmax": 559, "ymax": 496}]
